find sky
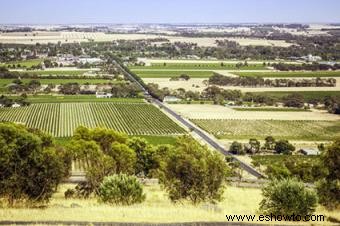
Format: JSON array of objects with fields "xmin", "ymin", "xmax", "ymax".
[{"xmin": 0, "ymin": 0, "xmax": 340, "ymax": 24}]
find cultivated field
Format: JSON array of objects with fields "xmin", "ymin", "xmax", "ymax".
[
  {"xmin": 132, "ymin": 70, "xmax": 214, "ymax": 78},
  {"xmin": 0, "ymin": 32, "xmax": 293, "ymax": 47},
  {"xmin": 192, "ymin": 119, "xmax": 340, "ymax": 141},
  {"xmin": 0, "ymin": 78, "xmax": 114, "ymax": 86},
  {"xmin": 0, "ymin": 102, "xmax": 185, "ymax": 137},
  {"xmin": 167, "ymin": 104, "xmax": 340, "ymax": 121},
  {"xmin": 233, "ymin": 71, "xmax": 340, "ymax": 78},
  {"xmin": 130, "ymin": 63, "xmax": 267, "ymax": 70},
  {"xmin": 145, "ymin": 78, "xmax": 340, "ymax": 92}
]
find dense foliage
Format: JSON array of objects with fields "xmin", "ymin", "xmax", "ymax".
[
  {"xmin": 98, "ymin": 174, "xmax": 146, "ymax": 205},
  {"xmin": 0, "ymin": 123, "xmax": 71, "ymax": 205},
  {"xmin": 260, "ymin": 178, "xmax": 318, "ymax": 216},
  {"xmin": 160, "ymin": 136, "xmax": 229, "ymax": 204}
]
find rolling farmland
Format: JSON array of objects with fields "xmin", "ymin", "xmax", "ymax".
[
  {"xmin": 0, "ymin": 102, "xmax": 185, "ymax": 137},
  {"xmin": 192, "ymin": 119, "xmax": 340, "ymax": 141}
]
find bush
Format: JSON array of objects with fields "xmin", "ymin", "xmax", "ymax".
[
  {"xmin": 98, "ymin": 174, "xmax": 146, "ymax": 205},
  {"xmin": 161, "ymin": 136, "xmax": 229, "ymax": 204},
  {"xmin": 260, "ymin": 178, "xmax": 318, "ymax": 216}
]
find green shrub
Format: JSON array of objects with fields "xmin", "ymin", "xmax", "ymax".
[
  {"xmin": 260, "ymin": 178, "xmax": 318, "ymax": 216},
  {"xmin": 98, "ymin": 174, "xmax": 146, "ymax": 205}
]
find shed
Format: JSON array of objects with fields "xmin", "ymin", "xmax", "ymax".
[{"xmin": 300, "ymin": 148, "xmax": 320, "ymax": 156}]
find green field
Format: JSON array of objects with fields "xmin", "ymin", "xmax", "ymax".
[
  {"xmin": 0, "ymin": 59, "xmax": 43, "ymax": 67},
  {"xmin": 25, "ymin": 70, "xmax": 91, "ymax": 76},
  {"xmin": 250, "ymin": 91, "xmax": 340, "ymax": 101},
  {"xmin": 129, "ymin": 63, "xmax": 267, "ymax": 70},
  {"xmin": 0, "ymin": 78, "xmax": 116, "ymax": 87},
  {"xmin": 232, "ymin": 107, "xmax": 310, "ymax": 112},
  {"xmin": 234, "ymin": 71, "xmax": 340, "ymax": 78},
  {"xmin": 0, "ymin": 102, "xmax": 185, "ymax": 137},
  {"xmin": 132, "ymin": 70, "xmax": 214, "ymax": 78},
  {"xmin": 25, "ymin": 95, "xmax": 143, "ymax": 103},
  {"xmin": 251, "ymin": 155, "xmax": 319, "ymax": 167},
  {"xmin": 192, "ymin": 119, "xmax": 340, "ymax": 141}
]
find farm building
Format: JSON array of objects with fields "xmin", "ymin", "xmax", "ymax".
[
  {"xmin": 96, "ymin": 92, "xmax": 113, "ymax": 98},
  {"xmin": 12, "ymin": 103, "xmax": 21, "ymax": 108},
  {"xmin": 164, "ymin": 96, "xmax": 182, "ymax": 103},
  {"xmin": 299, "ymin": 148, "xmax": 320, "ymax": 156}
]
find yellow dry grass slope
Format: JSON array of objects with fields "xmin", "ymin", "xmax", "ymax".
[{"xmin": 0, "ymin": 184, "xmax": 339, "ymax": 225}]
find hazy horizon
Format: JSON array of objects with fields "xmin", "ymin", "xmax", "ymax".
[{"xmin": 0, "ymin": 0, "xmax": 339, "ymax": 24}]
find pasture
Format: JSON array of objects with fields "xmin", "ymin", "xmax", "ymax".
[
  {"xmin": 0, "ymin": 102, "xmax": 185, "ymax": 137},
  {"xmin": 192, "ymin": 119, "xmax": 340, "ymax": 141}
]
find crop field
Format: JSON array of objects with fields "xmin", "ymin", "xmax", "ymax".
[
  {"xmin": 233, "ymin": 71, "xmax": 340, "ymax": 78},
  {"xmin": 0, "ymin": 103, "xmax": 185, "ymax": 137},
  {"xmin": 129, "ymin": 63, "xmax": 267, "ymax": 70},
  {"xmin": 132, "ymin": 70, "xmax": 214, "ymax": 78},
  {"xmin": 232, "ymin": 107, "xmax": 310, "ymax": 112},
  {"xmin": 250, "ymin": 91, "xmax": 340, "ymax": 101},
  {"xmin": 168, "ymin": 104, "xmax": 340, "ymax": 121},
  {"xmin": 192, "ymin": 119, "xmax": 340, "ymax": 141},
  {"xmin": 0, "ymin": 59, "xmax": 43, "ymax": 67},
  {"xmin": 0, "ymin": 78, "xmax": 115, "ymax": 86},
  {"xmin": 26, "ymin": 95, "xmax": 143, "ymax": 103},
  {"xmin": 25, "ymin": 70, "xmax": 91, "ymax": 76},
  {"xmin": 251, "ymin": 155, "xmax": 320, "ymax": 168}
]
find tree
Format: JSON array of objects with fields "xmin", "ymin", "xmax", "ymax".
[
  {"xmin": 108, "ymin": 142, "xmax": 136, "ymax": 175},
  {"xmin": 0, "ymin": 123, "xmax": 70, "ymax": 205},
  {"xmin": 128, "ymin": 137, "xmax": 155, "ymax": 176},
  {"xmin": 264, "ymin": 136, "xmax": 276, "ymax": 150},
  {"xmin": 274, "ymin": 140, "xmax": 295, "ymax": 154},
  {"xmin": 245, "ymin": 139, "xmax": 261, "ymax": 154},
  {"xmin": 98, "ymin": 174, "xmax": 146, "ymax": 205},
  {"xmin": 160, "ymin": 136, "xmax": 229, "ymax": 204},
  {"xmin": 317, "ymin": 139, "xmax": 340, "ymax": 209},
  {"xmin": 260, "ymin": 178, "xmax": 318, "ymax": 216},
  {"xmin": 229, "ymin": 141, "xmax": 245, "ymax": 155},
  {"xmin": 283, "ymin": 93, "xmax": 304, "ymax": 108}
]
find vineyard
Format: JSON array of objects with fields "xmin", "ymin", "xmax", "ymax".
[
  {"xmin": 0, "ymin": 103, "xmax": 185, "ymax": 137},
  {"xmin": 192, "ymin": 119, "xmax": 340, "ymax": 141}
]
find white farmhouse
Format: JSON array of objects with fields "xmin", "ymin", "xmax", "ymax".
[
  {"xmin": 96, "ymin": 92, "xmax": 113, "ymax": 98},
  {"xmin": 163, "ymin": 96, "xmax": 181, "ymax": 103},
  {"xmin": 12, "ymin": 103, "xmax": 21, "ymax": 108}
]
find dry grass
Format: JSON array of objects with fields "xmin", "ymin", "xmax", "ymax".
[{"xmin": 0, "ymin": 184, "xmax": 338, "ymax": 225}]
